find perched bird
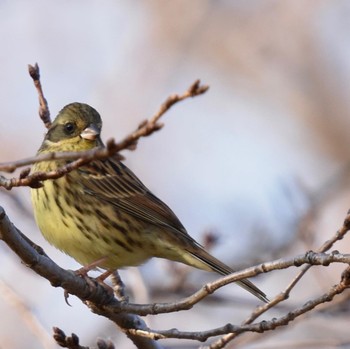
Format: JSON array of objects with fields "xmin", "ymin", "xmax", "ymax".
[{"xmin": 31, "ymin": 103, "xmax": 267, "ymax": 302}]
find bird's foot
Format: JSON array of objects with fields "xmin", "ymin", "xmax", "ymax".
[
  {"xmin": 75, "ymin": 257, "xmax": 114, "ymax": 294},
  {"xmin": 64, "ymin": 257, "xmax": 112, "ymax": 304}
]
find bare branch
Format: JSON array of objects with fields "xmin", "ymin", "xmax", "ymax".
[
  {"xmin": 1, "ymin": 203, "xmax": 350, "ymax": 346},
  {"xmin": 0, "ymin": 206, "xmax": 160, "ymax": 349},
  {"xmin": 0, "ymin": 206, "xmax": 115, "ymax": 305},
  {"xmin": 0, "ymin": 140, "xmax": 123, "ymax": 189},
  {"xmin": 0, "ymin": 139, "xmax": 124, "ymax": 174},
  {"xmin": 126, "ymin": 269, "xmax": 350, "ymax": 343},
  {"xmin": 1, "ymin": 205, "xmax": 350, "ymax": 315},
  {"xmin": 207, "ymin": 210, "xmax": 350, "ymax": 348},
  {"xmin": 100, "ymin": 250, "xmax": 350, "ymax": 316},
  {"xmin": 0, "ymin": 80, "xmax": 209, "ymax": 190},
  {"xmin": 28, "ymin": 63, "xmax": 51, "ymax": 128}
]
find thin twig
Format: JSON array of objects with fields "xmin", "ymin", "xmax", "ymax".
[
  {"xmin": 0, "ymin": 140, "xmax": 122, "ymax": 189},
  {"xmin": 0, "ymin": 139, "xmax": 123, "ymax": 173},
  {"xmin": 28, "ymin": 63, "xmax": 51, "ymax": 128}
]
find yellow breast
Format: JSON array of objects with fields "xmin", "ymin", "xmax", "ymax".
[{"xmin": 30, "ymin": 172, "xmax": 151, "ymax": 269}]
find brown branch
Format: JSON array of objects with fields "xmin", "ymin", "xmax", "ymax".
[
  {"xmin": 101, "ymin": 250, "xmax": 350, "ymax": 316},
  {"xmin": 2, "ymin": 204, "xmax": 350, "ymax": 316},
  {"xmin": 1, "ymin": 205, "xmax": 350, "ymax": 325},
  {"xmin": 1, "ymin": 204, "xmax": 350, "ymax": 347},
  {"xmin": 0, "ymin": 206, "xmax": 161, "ymax": 349},
  {"xmin": 0, "ymin": 140, "xmax": 123, "ymax": 189},
  {"xmin": 0, "ymin": 139, "xmax": 123, "ymax": 174},
  {"xmin": 0, "ymin": 80, "xmax": 209, "ymax": 189},
  {"xmin": 207, "ymin": 210, "xmax": 350, "ymax": 349},
  {"xmin": 85, "ymin": 304, "xmax": 163, "ymax": 349},
  {"xmin": 0, "ymin": 207, "xmax": 115, "ymax": 305},
  {"xmin": 125, "ymin": 268, "xmax": 350, "ymax": 342},
  {"xmin": 28, "ymin": 63, "xmax": 51, "ymax": 128}
]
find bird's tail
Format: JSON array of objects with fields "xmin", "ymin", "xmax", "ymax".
[{"xmin": 185, "ymin": 246, "xmax": 268, "ymax": 303}]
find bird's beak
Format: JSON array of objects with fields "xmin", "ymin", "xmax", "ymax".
[{"xmin": 80, "ymin": 124, "xmax": 100, "ymax": 141}]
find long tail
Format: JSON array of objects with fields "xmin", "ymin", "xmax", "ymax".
[{"xmin": 187, "ymin": 246, "xmax": 268, "ymax": 303}]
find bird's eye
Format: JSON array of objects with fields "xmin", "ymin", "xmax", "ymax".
[{"xmin": 64, "ymin": 122, "xmax": 76, "ymax": 135}]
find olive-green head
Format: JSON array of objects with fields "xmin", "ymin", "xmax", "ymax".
[{"xmin": 39, "ymin": 103, "xmax": 103, "ymax": 152}]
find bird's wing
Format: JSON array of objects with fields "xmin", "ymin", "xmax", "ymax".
[
  {"xmin": 78, "ymin": 158, "xmax": 269, "ymax": 302},
  {"xmin": 78, "ymin": 157, "xmax": 192, "ymax": 239}
]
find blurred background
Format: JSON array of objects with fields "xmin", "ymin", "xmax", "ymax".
[{"xmin": 1, "ymin": 1, "xmax": 350, "ymax": 348}]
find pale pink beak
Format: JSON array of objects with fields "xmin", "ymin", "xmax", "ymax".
[{"xmin": 80, "ymin": 124, "xmax": 99, "ymax": 141}]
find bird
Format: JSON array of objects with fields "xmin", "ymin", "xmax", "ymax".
[{"xmin": 31, "ymin": 102, "xmax": 268, "ymax": 303}]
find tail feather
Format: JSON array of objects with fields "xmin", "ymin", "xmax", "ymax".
[{"xmin": 188, "ymin": 248, "xmax": 268, "ymax": 303}]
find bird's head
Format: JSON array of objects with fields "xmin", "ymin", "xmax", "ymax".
[{"xmin": 40, "ymin": 103, "xmax": 103, "ymax": 152}]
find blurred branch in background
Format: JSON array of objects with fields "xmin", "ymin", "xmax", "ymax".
[{"xmin": 0, "ymin": 279, "xmax": 54, "ymax": 349}]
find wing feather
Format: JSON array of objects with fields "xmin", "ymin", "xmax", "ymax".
[{"xmin": 79, "ymin": 158, "xmax": 190, "ymax": 237}]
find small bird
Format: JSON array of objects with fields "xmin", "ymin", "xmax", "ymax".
[{"xmin": 31, "ymin": 103, "xmax": 267, "ymax": 302}]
